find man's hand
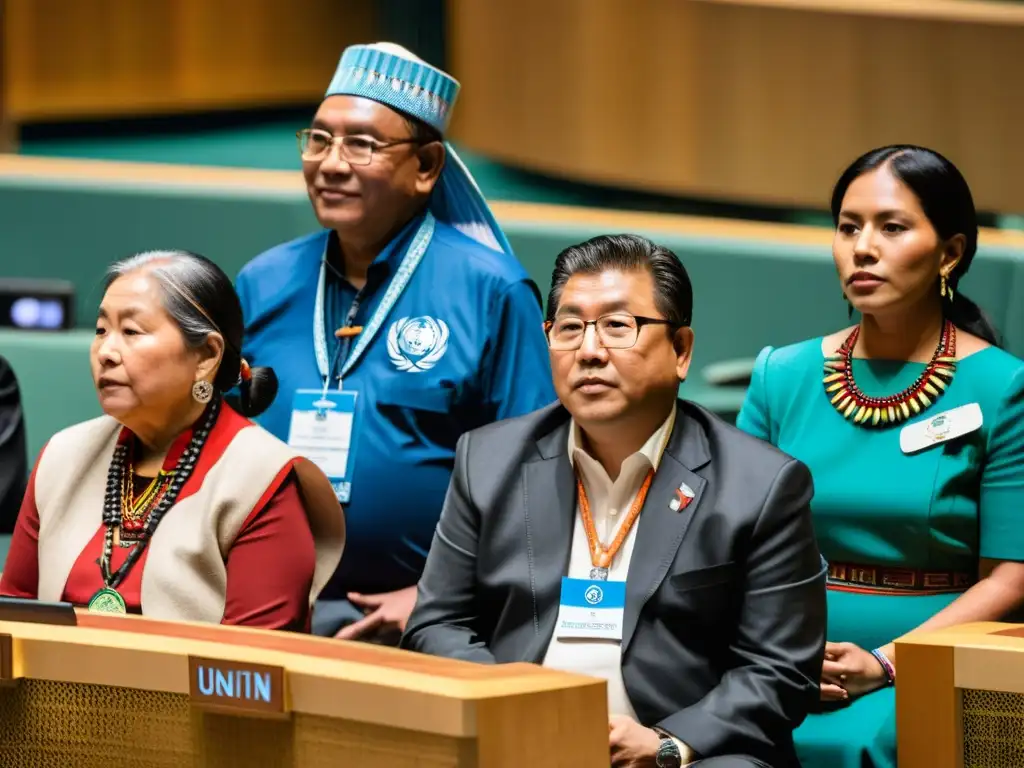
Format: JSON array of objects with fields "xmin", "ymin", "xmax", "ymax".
[
  {"xmin": 334, "ymin": 586, "xmax": 419, "ymax": 641},
  {"xmin": 820, "ymin": 640, "xmax": 888, "ymax": 701},
  {"xmin": 608, "ymin": 715, "xmax": 662, "ymax": 767}
]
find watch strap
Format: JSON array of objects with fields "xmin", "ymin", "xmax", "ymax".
[{"xmin": 654, "ymin": 732, "xmax": 683, "ymax": 768}]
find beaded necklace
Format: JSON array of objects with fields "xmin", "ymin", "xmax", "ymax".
[
  {"xmin": 119, "ymin": 466, "xmax": 176, "ymax": 546},
  {"xmin": 822, "ymin": 320, "xmax": 956, "ymax": 428},
  {"xmin": 88, "ymin": 398, "xmax": 220, "ymax": 614}
]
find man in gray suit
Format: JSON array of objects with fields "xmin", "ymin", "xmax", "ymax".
[{"xmin": 402, "ymin": 234, "xmax": 826, "ymax": 767}]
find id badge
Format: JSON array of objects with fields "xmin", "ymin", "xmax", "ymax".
[
  {"xmin": 553, "ymin": 577, "xmax": 626, "ymax": 641},
  {"xmin": 900, "ymin": 402, "xmax": 983, "ymax": 454},
  {"xmin": 288, "ymin": 389, "xmax": 358, "ymax": 503}
]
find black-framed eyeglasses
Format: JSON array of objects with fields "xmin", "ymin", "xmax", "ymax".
[
  {"xmin": 545, "ymin": 313, "xmax": 676, "ymax": 351},
  {"xmin": 296, "ymin": 128, "xmax": 418, "ymax": 166}
]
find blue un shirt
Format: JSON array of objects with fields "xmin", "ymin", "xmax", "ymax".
[{"xmin": 236, "ymin": 214, "xmax": 555, "ymax": 598}]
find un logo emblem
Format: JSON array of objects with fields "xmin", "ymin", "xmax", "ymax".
[
  {"xmin": 585, "ymin": 585, "xmax": 604, "ymax": 605},
  {"xmin": 387, "ymin": 316, "xmax": 450, "ymax": 373},
  {"xmin": 926, "ymin": 414, "xmax": 951, "ymax": 441}
]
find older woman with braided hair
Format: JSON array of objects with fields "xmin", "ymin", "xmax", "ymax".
[{"xmin": 0, "ymin": 251, "xmax": 345, "ymax": 631}]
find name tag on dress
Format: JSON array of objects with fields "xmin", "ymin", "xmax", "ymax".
[
  {"xmin": 287, "ymin": 390, "xmax": 358, "ymax": 502},
  {"xmin": 553, "ymin": 577, "xmax": 626, "ymax": 641},
  {"xmin": 900, "ymin": 402, "xmax": 983, "ymax": 454}
]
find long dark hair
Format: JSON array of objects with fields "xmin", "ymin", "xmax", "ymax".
[
  {"xmin": 105, "ymin": 251, "xmax": 278, "ymax": 417},
  {"xmin": 831, "ymin": 145, "xmax": 1000, "ymax": 346}
]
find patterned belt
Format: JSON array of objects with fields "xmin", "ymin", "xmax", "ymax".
[{"xmin": 827, "ymin": 561, "xmax": 975, "ymax": 594}]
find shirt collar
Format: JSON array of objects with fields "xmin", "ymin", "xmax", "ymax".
[
  {"xmin": 325, "ymin": 208, "xmax": 428, "ymax": 281},
  {"xmin": 567, "ymin": 404, "xmax": 677, "ymax": 473},
  {"xmin": 116, "ymin": 402, "xmax": 217, "ymax": 473}
]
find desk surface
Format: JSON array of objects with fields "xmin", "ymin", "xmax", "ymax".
[
  {"xmin": 0, "ymin": 611, "xmax": 604, "ymax": 738},
  {"xmin": 896, "ymin": 621, "xmax": 1024, "ymax": 768},
  {"xmin": 897, "ymin": 621, "xmax": 1024, "ymax": 695}
]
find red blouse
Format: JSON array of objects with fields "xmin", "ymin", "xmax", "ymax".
[{"xmin": 0, "ymin": 409, "xmax": 318, "ymax": 631}]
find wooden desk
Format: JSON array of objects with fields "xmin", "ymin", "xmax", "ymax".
[
  {"xmin": 897, "ymin": 621, "xmax": 1024, "ymax": 768},
  {"xmin": 448, "ymin": 0, "xmax": 1024, "ymax": 214},
  {"xmin": 0, "ymin": 611, "xmax": 608, "ymax": 767}
]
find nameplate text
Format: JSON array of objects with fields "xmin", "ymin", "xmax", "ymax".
[{"xmin": 187, "ymin": 656, "xmax": 287, "ymax": 718}]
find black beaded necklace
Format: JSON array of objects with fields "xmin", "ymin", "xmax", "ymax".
[{"xmin": 88, "ymin": 397, "xmax": 220, "ymax": 614}]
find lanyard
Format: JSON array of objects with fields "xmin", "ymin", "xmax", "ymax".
[
  {"xmin": 313, "ymin": 212, "xmax": 435, "ymax": 389},
  {"xmin": 577, "ymin": 469, "xmax": 654, "ymax": 572}
]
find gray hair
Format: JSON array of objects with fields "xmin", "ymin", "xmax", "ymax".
[
  {"xmin": 106, "ymin": 251, "xmax": 224, "ymax": 354},
  {"xmin": 103, "ymin": 250, "xmax": 278, "ymax": 416}
]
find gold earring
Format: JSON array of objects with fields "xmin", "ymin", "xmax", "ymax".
[
  {"xmin": 940, "ymin": 275, "xmax": 947, "ymax": 298},
  {"xmin": 192, "ymin": 380, "xmax": 213, "ymax": 404}
]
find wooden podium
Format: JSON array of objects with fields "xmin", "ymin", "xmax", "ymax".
[
  {"xmin": 0, "ymin": 610, "xmax": 608, "ymax": 767},
  {"xmin": 897, "ymin": 621, "xmax": 1024, "ymax": 768}
]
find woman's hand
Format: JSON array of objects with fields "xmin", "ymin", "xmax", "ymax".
[{"xmin": 820, "ymin": 640, "xmax": 889, "ymax": 701}]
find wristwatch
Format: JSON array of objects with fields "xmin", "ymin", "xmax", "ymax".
[{"xmin": 655, "ymin": 734, "xmax": 682, "ymax": 768}]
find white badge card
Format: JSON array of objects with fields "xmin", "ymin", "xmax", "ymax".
[
  {"xmin": 553, "ymin": 577, "xmax": 626, "ymax": 641},
  {"xmin": 900, "ymin": 402, "xmax": 983, "ymax": 455},
  {"xmin": 288, "ymin": 390, "xmax": 358, "ymax": 503}
]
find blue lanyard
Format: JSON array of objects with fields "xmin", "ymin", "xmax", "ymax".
[{"xmin": 313, "ymin": 212, "xmax": 435, "ymax": 388}]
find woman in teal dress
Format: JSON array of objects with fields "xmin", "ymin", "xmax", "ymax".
[{"xmin": 737, "ymin": 145, "xmax": 1024, "ymax": 768}]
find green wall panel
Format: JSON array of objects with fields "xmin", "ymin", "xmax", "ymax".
[{"xmin": 2, "ymin": 175, "xmax": 1023, "ymax": 461}]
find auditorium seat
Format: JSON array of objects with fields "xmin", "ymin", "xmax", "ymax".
[{"xmin": 0, "ymin": 330, "xmax": 99, "ymax": 463}]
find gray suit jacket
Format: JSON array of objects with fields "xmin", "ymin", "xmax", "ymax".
[{"xmin": 402, "ymin": 400, "xmax": 826, "ymax": 767}]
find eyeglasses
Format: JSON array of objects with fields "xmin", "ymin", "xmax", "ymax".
[
  {"xmin": 296, "ymin": 128, "xmax": 418, "ymax": 166},
  {"xmin": 545, "ymin": 313, "xmax": 676, "ymax": 351}
]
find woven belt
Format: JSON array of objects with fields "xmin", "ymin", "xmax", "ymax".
[{"xmin": 827, "ymin": 561, "xmax": 975, "ymax": 594}]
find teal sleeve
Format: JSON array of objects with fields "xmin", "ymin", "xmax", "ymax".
[
  {"xmin": 979, "ymin": 366, "xmax": 1024, "ymax": 561},
  {"xmin": 736, "ymin": 346, "xmax": 776, "ymax": 444}
]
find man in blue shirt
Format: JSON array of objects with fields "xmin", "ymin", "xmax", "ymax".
[{"xmin": 236, "ymin": 43, "xmax": 554, "ymax": 640}]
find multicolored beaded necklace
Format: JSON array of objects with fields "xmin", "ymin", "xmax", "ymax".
[
  {"xmin": 822, "ymin": 320, "xmax": 957, "ymax": 428},
  {"xmin": 119, "ymin": 465, "xmax": 176, "ymax": 546},
  {"xmin": 87, "ymin": 398, "xmax": 219, "ymax": 614}
]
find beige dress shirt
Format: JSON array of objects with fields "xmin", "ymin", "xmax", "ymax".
[{"xmin": 541, "ymin": 405, "xmax": 693, "ymax": 764}]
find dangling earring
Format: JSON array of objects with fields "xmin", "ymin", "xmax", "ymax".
[
  {"xmin": 192, "ymin": 380, "xmax": 213, "ymax": 404},
  {"xmin": 940, "ymin": 275, "xmax": 948, "ymax": 299}
]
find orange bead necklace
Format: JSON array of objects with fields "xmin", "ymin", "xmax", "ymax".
[{"xmin": 576, "ymin": 469, "xmax": 654, "ymax": 580}]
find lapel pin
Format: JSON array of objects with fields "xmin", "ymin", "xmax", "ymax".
[{"xmin": 669, "ymin": 482, "xmax": 695, "ymax": 513}]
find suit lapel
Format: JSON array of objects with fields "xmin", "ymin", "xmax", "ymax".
[
  {"xmin": 622, "ymin": 407, "xmax": 711, "ymax": 654},
  {"xmin": 521, "ymin": 422, "xmax": 576, "ymax": 663}
]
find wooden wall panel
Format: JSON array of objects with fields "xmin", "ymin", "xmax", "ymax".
[
  {"xmin": 448, "ymin": 0, "xmax": 1024, "ymax": 214},
  {"xmin": 0, "ymin": 0, "xmax": 12, "ymax": 150},
  {"xmin": 2, "ymin": 0, "xmax": 375, "ymax": 122}
]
